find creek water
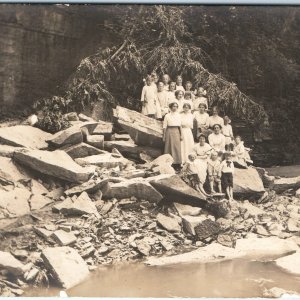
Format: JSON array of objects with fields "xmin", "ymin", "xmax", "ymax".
[{"xmin": 25, "ymin": 258, "xmax": 300, "ymax": 298}]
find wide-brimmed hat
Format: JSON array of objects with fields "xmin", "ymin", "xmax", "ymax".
[
  {"xmin": 213, "ymin": 123, "xmax": 222, "ymax": 130},
  {"xmin": 198, "ymin": 87, "xmax": 207, "ymax": 96}
]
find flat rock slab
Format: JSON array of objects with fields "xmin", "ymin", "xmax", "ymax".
[
  {"xmin": 51, "ymin": 230, "xmax": 77, "ymax": 246},
  {"xmin": 0, "ymin": 145, "xmax": 24, "ymax": 158},
  {"xmin": 75, "ymin": 153, "xmax": 129, "ymax": 169},
  {"xmin": 104, "ymin": 140, "xmax": 162, "ymax": 160},
  {"xmin": 266, "ymin": 165, "xmax": 300, "ymax": 178},
  {"xmin": 41, "ymin": 246, "xmax": 89, "ymax": 289},
  {"xmin": 29, "ymin": 194, "xmax": 53, "ymax": 211},
  {"xmin": 34, "ymin": 227, "xmax": 53, "ymax": 240},
  {"xmin": 148, "ymin": 174, "xmax": 207, "ymax": 207},
  {"xmin": 47, "ymin": 125, "xmax": 83, "ymax": 147},
  {"xmin": 92, "ymin": 121, "xmax": 113, "ymax": 138},
  {"xmin": 0, "ymin": 251, "xmax": 25, "ymax": 275},
  {"xmin": 235, "ymin": 236, "xmax": 299, "ymax": 258},
  {"xmin": 182, "ymin": 215, "xmax": 213, "ymax": 236},
  {"xmin": 0, "ymin": 188, "xmax": 31, "ymax": 219},
  {"xmin": 174, "ymin": 203, "xmax": 202, "ymax": 217},
  {"xmin": 273, "ymin": 176, "xmax": 300, "ymax": 193},
  {"xmin": 0, "ymin": 157, "xmax": 30, "ymax": 184},
  {"xmin": 146, "ymin": 243, "xmax": 243, "ymax": 266},
  {"xmin": 14, "ymin": 149, "xmax": 93, "ymax": 183},
  {"xmin": 237, "ymin": 201, "xmax": 266, "ymax": 217},
  {"xmin": 64, "ymin": 178, "xmax": 110, "ymax": 196},
  {"xmin": 233, "ymin": 168, "xmax": 265, "ymax": 198},
  {"xmin": 102, "ymin": 178, "xmax": 163, "ymax": 202},
  {"xmin": 53, "ymin": 192, "xmax": 100, "ymax": 218},
  {"xmin": 62, "ymin": 142, "xmax": 105, "ymax": 159},
  {"xmin": 275, "ymin": 251, "xmax": 300, "ymax": 275},
  {"xmin": 86, "ymin": 135, "xmax": 104, "ymax": 149},
  {"xmin": 156, "ymin": 213, "xmax": 181, "ymax": 233},
  {"xmin": 113, "ymin": 106, "xmax": 163, "ymax": 148},
  {"xmin": 0, "ymin": 125, "xmax": 52, "ymax": 149}
]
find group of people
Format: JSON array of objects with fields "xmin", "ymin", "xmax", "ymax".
[{"xmin": 140, "ymin": 72, "xmax": 252, "ymax": 200}]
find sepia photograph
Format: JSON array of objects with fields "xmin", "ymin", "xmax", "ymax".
[{"xmin": 0, "ymin": 3, "xmax": 300, "ymax": 298}]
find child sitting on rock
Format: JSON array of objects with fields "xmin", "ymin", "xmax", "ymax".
[
  {"xmin": 207, "ymin": 151, "xmax": 222, "ymax": 194},
  {"xmin": 233, "ymin": 135, "xmax": 253, "ymax": 168},
  {"xmin": 181, "ymin": 153, "xmax": 208, "ymax": 196},
  {"xmin": 219, "ymin": 151, "xmax": 234, "ymax": 201}
]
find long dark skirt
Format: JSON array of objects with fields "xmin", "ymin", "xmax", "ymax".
[{"xmin": 164, "ymin": 127, "xmax": 182, "ymax": 164}]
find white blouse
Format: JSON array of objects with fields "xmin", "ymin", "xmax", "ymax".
[
  {"xmin": 222, "ymin": 124, "xmax": 233, "ymax": 137},
  {"xmin": 193, "ymin": 111, "xmax": 209, "ymax": 128},
  {"xmin": 193, "ymin": 96, "xmax": 208, "ymax": 110},
  {"xmin": 208, "ymin": 133, "xmax": 226, "ymax": 151},
  {"xmin": 180, "ymin": 112, "xmax": 194, "ymax": 129},
  {"xmin": 163, "ymin": 112, "xmax": 182, "ymax": 129},
  {"xmin": 176, "ymin": 85, "xmax": 185, "ymax": 92},
  {"xmin": 192, "ymin": 143, "xmax": 212, "ymax": 160}
]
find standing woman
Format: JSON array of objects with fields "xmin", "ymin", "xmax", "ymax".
[
  {"xmin": 180, "ymin": 103, "xmax": 195, "ymax": 163},
  {"xmin": 163, "ymin": 102, "xmax": 183, "ymax": 171}
]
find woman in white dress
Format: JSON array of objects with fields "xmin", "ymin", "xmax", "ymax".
[
  {"xmin": 193, "ymin": 103, "xmax": 210, "ymax": 138},
  {"xmin": 208, "ymin": 124, "xmax": 226, "ymax": 152},
  {"xmin": 208, "ymin": 106, "xmax": 224, "ymax": 130},
  {"xmin": 180, "ymin": 103, "xmax": 195, "ymax": 163},
  {"xmin": 174, "ymin": 90, "xmax": 185, "ymax": 112}
]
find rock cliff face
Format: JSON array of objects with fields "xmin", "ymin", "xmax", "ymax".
[{"xmin": 0, "ymin": 5, "xmax": 114, "ymax": 106}]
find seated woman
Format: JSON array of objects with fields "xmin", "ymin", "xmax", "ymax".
[
  {"xmin": 208, "ymin": 106, "xmax": 224, "ymax": 132},
  {"xmin": 193, "ymin": 103, "xmax": 209, "ymax": 138},
  {"xmin": 232, "ymin": 135, "xmax": 253, "ymax": 168},
  {"xmin": 208, "ymin": 124, "xmax": 226, "ymax": 153},
  {"xmin": 163, "ymin": 102, "xmax": 182, "ymax": 171},
  {"xmin": 191, "ymin": 133, "xmax": 212, "ymax": 161}
]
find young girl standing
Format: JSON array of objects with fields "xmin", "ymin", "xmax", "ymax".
[
  {"xmin": 141, "ymin": 75, "xmax": 159, "ymax": 118},
  {"xmin": 219, "ymin": 151, "xmax": 234, "ymax": 200},
  {"xmin": 180, "ymin": 103, "xmax": 195, "ymax": 163},
  {"xmin": 223, "ymin": 116, "xmax": 234, "ymax": 151}
]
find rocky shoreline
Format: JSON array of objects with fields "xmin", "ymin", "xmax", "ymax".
[{"xmin": 0, "ymin": 109, "xmax": 300, "ymax": 296}]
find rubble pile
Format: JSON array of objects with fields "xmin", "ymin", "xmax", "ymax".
[{"xmin": 0, "ymin": 107, "xmax": 299, "ymax": 296}]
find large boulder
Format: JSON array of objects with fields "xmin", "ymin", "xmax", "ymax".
[
  {"xmin": 0, "ymin": 188, "xmax": 31, "ymax": 219},
  {"xmin": 102, "ymin": 178, "xmax": 163, "ymax": 203},
  {"xmin": 0, "ymin": 125, "xmax": 52, "ymax": 149},
  {"xmin": 41, "ymin": 246, "xmax": 89, "ymax": 289},
  {"xmin": 149, "ymin": 154, "xmax": 175, "ymax": 175},
  {"xmin": 275, "ymin": 251, "xmax": 300, "ymax": 275},
  {"xmin": 0, "ymin": 251, "xmax": 25, "ymax": 275},
  {"xmin": 14, "ymin": 149, "xmax": 94, "ymax": 183},
  {"xmin": 53, "ymin": 192, "xmax": 100, "ymax": 218},
  {"xmin": 148, "ymin": 175, "xmax": 207, "ymax": 207},
  {"xmin": 75, "ymin": 153, "xmax": 129, "ymax": 169},
  {"xmin": 113, "ymin": 106, "xmax": 163, "ymax": 148},
  {"xmin": 233, "ymin": 168, "xmax": 265, "ymax": 198},
  {"xmin": 62, "ymin": 143, "xmax": 104, "ymax": 159}
]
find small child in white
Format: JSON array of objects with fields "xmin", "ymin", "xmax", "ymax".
[
  {"xmin": 182, "ymin": 153, "xmax": 208, "ymax": 196},
  {"xmin": 233, "ymin": 135, "xmax": 253, "ymax": 168},
  {"xmin": 207, "ymin": 151, "xmax": 222, "ymax": 194},
  {"xmin": 219, "ymin": 151, "xmax": 234, "ymax": 200}
]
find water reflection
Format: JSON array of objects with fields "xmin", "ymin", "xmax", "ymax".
[{"xmin": 25, "ymin": 259, "xmax": 300, "ymax": 297}]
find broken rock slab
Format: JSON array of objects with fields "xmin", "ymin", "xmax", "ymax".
[
  {"xmin": 113, "ymin": 106, "xmax": 163, "ymax": 148},
  {"xmin": 235, "ymin": 235, "xmax": 299, "ymax": 258},
  {"xmin": 86, "ymin": 135, "xmax": 104, "ymax": 149},
  {"xmin": 104, "ymin": 140, "xmax": 162, "ymax": 160},
  {"xmin": 75, "ymin": 153, "xmax": 129, "ymax": 169},
  {"xmin": 0, "ymin": 251, "xmax": 25, "ymax": 275},
  {"xmin": 146, "ymin": 243, "xmax": 243, "ymax": 266},
  {"xmin": 233, "ymin": 168, "xmax": 265, "ymax": 199},
  {"xmin": 275, "ymin": 251, "xmax": 300, "ymax": 275},
  {"xmin": 174, "ymin": 203, "xmax": 202, "ymax": 217},
  {"xmin": 150, "ymin": 154, "xmax": 175, "ymax": 175},
  {"xmin": 41, "ymin": 246, "xmax": 89, "ymax": 289},
  {"xmin": 182, "ymin": 215, "xmax": 211, "ymax": 236},
  {"xmin": 0, "ymin": 145, "xmax": 24, "ymax": 158},
  {"xmin": 0, "ymin": 157, "xmax": 30, "ymax": 185},
  {"xmin": 0, "ymin": 125, "xmax": 52, "ymax": 149},
  {"xmin": 14, "ymin": 149, "xmax": 94, "ymax": 183},
  {"xmin": 47, "ymin": 125, "xmax": 83, "ymax": 147},
  {"xmin": 92, "ymin": 121, "xmax": 113, "ymax": 140},
  {"xmin": 273, "ymin": 176, "xmax": 300, "ymax": 193},
  {"xmin": 0, "ymin": 188, "xmax": 31, "ymax": 219},
  {"xmin": 148, "ymin": 174, "xmax": 207, "ymax": 207},
  {"xmin": 29, "ymin": 194, "xmax": 53, "ymax": 211},
  {"xmin": 62, "ymin": 142, "xmax": 105, "ymax": 159},
  {"xmin": 53, "ymin": 192, "xmax": 100, "ymax": 218},
  {"xmin": 194, "ymin": 218, "xmax": 221, "ymax": 241},
  {"xmin": 51, "ymin": 230, "xmax": 77, "ymax": 246},
  {"xmin": 156, "ymin": 213, "xmax": 181, "ymax": 233},
  {"xmin": 64, "ymin": 178, "xmax": 110, "ymax": 196},
  {"xmin": 102, "ymin": 178, "xmax": 163, "ymax": 203}
]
